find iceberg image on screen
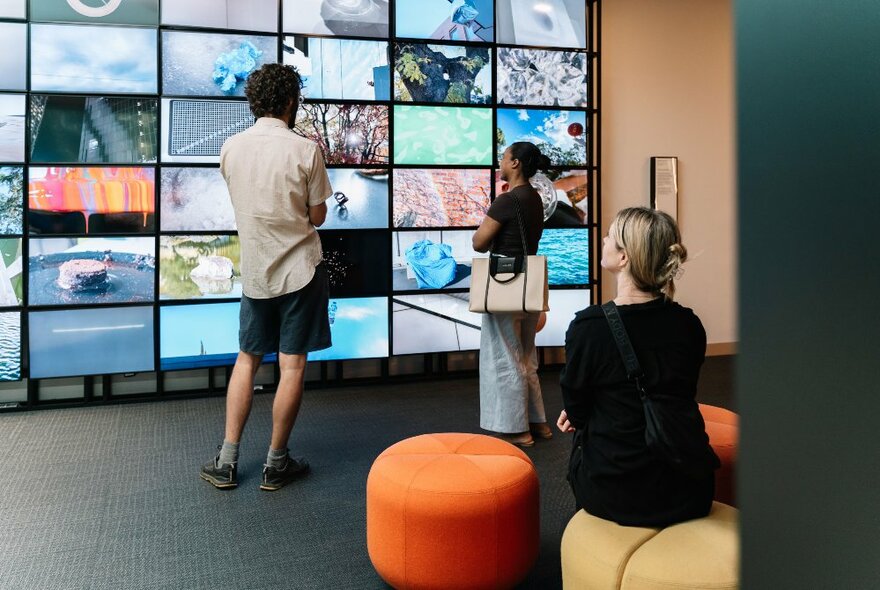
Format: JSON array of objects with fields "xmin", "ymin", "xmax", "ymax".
[
  {"xmin": 498, "ymin": 48, "xmax": 588, "ymax": 108},
  {"xmin": 160, "ymin": 235, "xmax": 242, "ymax": 300},
  {"xmin": 392, "ymin": 293, "xmax": 481, "ymax": 355},
  {"xmin": 395, "ymin": 0, "xmax": 493, "ymax": 42},
  {"xmin": 322, "ymin": 168, "xmax": 389, "ymax": 230},
  {"xmin": 393, "ymin": 169, "xmax": 490, "ymax": 228},
  {"xmin": 537, "ymin": 229, "xmax": 590, "ymax": 286},
  {"xmin": 160, "ymin": 167, "xmax": 236, "ymax": 232},
  {"xmin": 28, "ymin": 167, "xmax": 155, "ymax": 235},
  {"xmin": 497, "ymin": 108, "xmax": 587, "ymax": 167},
  {"xmin": 0, "ymin": 311, "xmax": 20, "ymax": 382},
  {"xmin": 284, "ymin": 37, "xmax": 390, "ymax": 101},
  {"xmin": 161, "ymin": 0, "xmax": 278, "ymax": 32},
  {"xmin": 392, "ymin": 230, "xmax": 485, "ymax": 291},
  {"xmin": 393, "ymin": 43, "xmax": 491, "ymax": 104},
  {"xmin": 29, "ymin": 306, "xmax": 155, "ymax": 379},
  {"xmin": 0, "ymin": 238, "xmax": 22, "ymax": 306},
  {"xmin": 393, "ymin": 106, "xmax": 493, "ymax": 166},
  {"xmin": 0, "ymin": 167, "xmax": 23, "ymax": 235},
  {"xmin": 0, "ymin": 22, "xmax": 26, "ymax": 91},
  {"xmin": 309, "ymin": 297, "xmax": 389, "ymax": 361},
  {"xmin": 294, "ymin": 103, "xmax": 389, "ymax": 165},
  {"xmin": 282, "ymin": 0, "xmax": 389, "ymax": 38},
  {"xmin": 30, "ymin": 24, "xmax": 157, "ymax": 94},
  {"xmin": 0, "ymin": 94, "xmax": 25, "ymax": 163},
  {"xmin": 162, "ymin": 31, "xmax": 278, "ymax": 97},
  {"xmin": 496, "ymin": 0, "xmax": 587, "ymax": 49},
  {"xmin": 29, "ymin": 237, "xmax": 155, "ymax": 306}
]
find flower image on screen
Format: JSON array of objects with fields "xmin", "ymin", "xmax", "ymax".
[
  {"xmin": 0, "ymin": 94, "xmax": 25, "ymax": 163},
  {"xmin": 497, "ymin": 108, "xmax": 587, "ymax": 167},
  {"xmin": 161, "ymin": 99, "xmax": 254, "ymax": 163},
  {"xmin": 0, "ymin": 0, "xmax": 25, "ymax": 19},
  {"xmin": 320, "ymin": 230, "xmax": 390, "ymax": 297},
  {"xmin": 494, "ymin": 169, "xmax": 588, "ymax": 228},
  {"xmin": 282, "ymin": 0, "xmax": 389, "ymax": 38},
  {"xmin": 392, "ymin": 229, "xmax": 484, "ymax": 291},
  {"xmin": 30, "ymin": 96, "xmax": 158, "ymax": 164},
  {"xmin": 0, "ymin": 167, "xmax": 23, "ymax": 235},
  {"xmin": 162, "ymin": 31, "xmax": 278, "ymax": 97},
  {"xmin": 294, "ymin": 103, "xmax": 389, "ymax": 165},
  {"xmin": 28, "ymin": 167, "xmax": 155, "ymax": 235},
  {"xmin": 29, "ymin": 306, "xmax": 155, "ymax": 379},
  {"xmin": 310, "ymin": 297, "xmax": 389, "ymax": 361},
  {"xmin": 498, "ymin": 48, "xmax": 588, "ymax": 107},
  {"xmin": 29, "ymin": 237, "xmax": 155, "ymax": 306},
  {"xmin": 392, "ymin": 293, "xmax": 480, "ymax": 354},
  {"xmin": 393, "ymin": 169, "xmax": 490, "ymax": 228},
  {"xmin": 160, "ymin": 168, "xmax": 235, "ymax": 232},
  {"xmin": 535, "ymin": 288, "xmax": 590, "ymax": 347},
  {"xmin": 0, "ymin": 238, "xmax": 22, "ymax": 306},
  {"xmin": 29, "ymin": 0, "xmax": 158, "ymax": 25},
  {"xmin": 393, "ymin": 43, "xmax": 491, "ymax": 104},
  {"xmin": 0, "ymin": 311, "xmax": 20, "ymax": 381},
  {"xmin": 0, "ymin": 23, "xmax": 26, "ymax": 91},
  {"xmin": 538, "ymin": 229, "xmax": 589, "ymax": 286},
  {"xmin": 496, "ymin": 0, "xmax": 587, "ymax": 49},
  {"xmin": 322, "ymin": 168, "xmax": 389, "ymax": 230},
  {"xmin": 284, "ymin": 37, "xmax": 390, "ymax": 101},
  {"xmin": 161, "ymin": 0, "xmax": 278, "ymax": 32},
  {"xmin": 395, "ymin": 0, "xmax": 493, "ymax": 42},
  {"xmin": 393, "ymin": 106, "xmax": 493, "ymax": 166},
  {"xmin": 160, "ymin": 235, "xmax": 242, "ymax": 301},
  {"xmin": 30, "ymin": 24, "xmax": 157, "ymax": 94}
]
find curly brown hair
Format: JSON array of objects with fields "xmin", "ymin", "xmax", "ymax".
[{"xmin": 244, "ymin": 63, "xmax": 303, "ymax": 119}]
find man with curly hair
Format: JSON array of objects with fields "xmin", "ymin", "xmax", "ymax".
[{"xmin": 200, "ymin": 63, "xmax": 333, "ymax": 492}]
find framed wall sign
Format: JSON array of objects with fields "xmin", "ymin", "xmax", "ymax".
[{"xmin": 650, "ymin": 156, "xmax": 678, "ymax": 220}]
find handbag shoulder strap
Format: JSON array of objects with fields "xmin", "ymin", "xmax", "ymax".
[
  {"xmin": 601, "ymin": 302, "xmax": 645, "ymax": 386},
  {"xmin": 510, "ymin": 191, "xmax": 530, "ymax": 256}
]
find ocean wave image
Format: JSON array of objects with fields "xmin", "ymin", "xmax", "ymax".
[
  {"xmin": 537, "ymin": 229, "xmax": 590, "ymax": 285},
  {"xmin": 0, "ymin": 311, "xmax": 20, "ymax": 382}
]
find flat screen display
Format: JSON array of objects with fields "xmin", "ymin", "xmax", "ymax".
[
  {"xmin": 393, "ymin": 43, "xmax": 491, "ymax": 104},
  {"xmin": 29, "ymin": 306, "xmax": 155, "ymax": 379},
  {"xmin": 496, "ymin": 108, "xmax": 587, "ymax": 167},
  {"xmin": 161, "ymin": 99, "xmax": 254, "ymax": 163},
  {"xmin": 30, "ymin": 95, "xmax": 159, "ymax": 164},
  {"xmin": 28, "ymin": 167, "xmax": 155, "ymax": 235},
  {"xmin": 284, "ymin": 37, "xmax": 390, "ymax": 101},
  {"xmin": 309, "ymin": 297, "xmax": 389, "ymax": 361},
  {"xmin": 497, "ymin": 48, "xmax": 588, "ymax": 107},
  {"xmin": 537, "ymin": 229, "xmax": 590, "ymax": 286},
  {"xmin": 393, "ymin": 169, "xmax": 490, "ymax": 228},
  {"xmin": 282, "ymin": 0, "xmax": 389, "ymax": 38},
  {"xmin": 160, "ymin": 301, "xmax": 243, "ymax": 370},
  {"xmin": 28, "ymin": 237, "xmax": 155, "ymax": 306},
  {"xmin": 496, "ymin": 0, "xmax": 587, "ymax": 49},
  {"xmin": 161, "ymin": 0, "xmax": 278, "ymax": 32},
  {"xmin": 392, "ymin": 293, "xmax": 480, "ymax": 354},
  {"xmin": 162, "ymin": 31, "xmax": 278, "ymax": 98},
  {"xmin": 159, "ymin": 235, "xmax": 242, "ymax": 300},
  {"xmin": 30, "ymin": 24, "xmax": 157, "ymax": 94},
  {"xmin": 322, "ymin": 168, "xmax": 389, "ymax": 230},
  {"xmin": 0, "ymin": 94, "xmax": 25, "ymax": 163},
  {"xmin": 0, "ymin": 167, "xmax": 23, "ymax": 235},
  {"xmin": 29, "ymin": 0, "xmax": 158, "ymax": 25},
  {"xmin": 0, "ymin": 23, "xmax": 26, "ymax": 91},
  {"xmin": 320, "ymin": 230, "xmax": 390, "ymax": 297},
  {"xmin": 294, "ymin": 103, "xmax": 389, "ymax": 165},
  {"xmin": 0, "ymin": 238, "xmax": 22, "ymax": 306},
  {"xmin": 495, "ymin": 169, "xmax": 588, "ymax": 228},
  {"xmin": 534, "ymin": 288, "xmax": 590, "ymax": 347},
  {"xmin": 0, "ymin": 0, "xmax": 25, "ymax": 19},
  {"xmin": 393, "ymin": 105, "xmax": 493, "ymax": 166},
  {"xmin": 395, "ymin": 0, "xmax": 493, "ymax": 42},
  {"xmin": 392, "ymin": 229, "xmax": 483, "ymax": 291},
  {"xmin": 160, "ymin": 167, "xmax": 236, "ymax": 232},
  {"xmin": 0, "ymin": 311, "xmax": 20, "ymax": 381}
]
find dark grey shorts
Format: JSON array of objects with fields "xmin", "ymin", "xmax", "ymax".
[{"xmin": 239, "ymin": 264, "xmax": 332, "ymax": 356}]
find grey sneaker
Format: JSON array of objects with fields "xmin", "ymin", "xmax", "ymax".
[
  {"xmin": 259, "ymin": 455, "xmax": 310, "ymax": 491},
  {"xmin": 200, "ymin": 448, "xmax": 237, "ymax": 489}
]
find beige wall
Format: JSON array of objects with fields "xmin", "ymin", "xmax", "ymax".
[{"xmin": 601, "ymin": 0, "xmax": 737, "ymax": 350}]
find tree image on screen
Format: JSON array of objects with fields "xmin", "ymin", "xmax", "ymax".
[
  {"xmin": 394, "ymin": 44, "xmax": 490, "ymax": 104},
  {"xmin": 293, "ymin": 103, "xmax": 389, "ymax": 164},
  {"xmin": 0, "ymin": 167, "xmax": 23, "ymax": 235}
]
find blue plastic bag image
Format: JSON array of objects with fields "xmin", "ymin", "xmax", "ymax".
[
  {"xmin": 405, "ymin": 240, "xmax": 457, "ymax": 289},
  {"xmin": 213, "ymin": 41, "xmax": 262, "ymax": 94}
]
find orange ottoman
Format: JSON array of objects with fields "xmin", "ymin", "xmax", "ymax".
[
  {"xmin": 367, "ymin": 433, "xmax": 540, "ymax": 590},
  {"xmin": 699, "ymin": 404, "xmax": 738, "ymax": 506}
]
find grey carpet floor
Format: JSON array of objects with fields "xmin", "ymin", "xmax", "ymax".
[{"xmin": 0, "ymin": 357, "xmax": 733, "ymax": 590}]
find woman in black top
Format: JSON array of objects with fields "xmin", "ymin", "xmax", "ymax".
[
  {"xmin": 557, "ymin": 207, "xmax": 717, "ymax": 526},
  {"xmin": 472, "ymin": 142, "xmax": 551, "ymax": 447}
]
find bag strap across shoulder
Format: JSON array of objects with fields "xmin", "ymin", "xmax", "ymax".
[
  {"xmin": 510, "ymin": 192, "xmax": 530, "ymax": 256},
  {"xmin": 601, "ymin": 301, "xmax": 646, "ymax": 391}
]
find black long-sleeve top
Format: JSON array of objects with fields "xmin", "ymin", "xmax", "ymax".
[{"xmin": 560, "ymin": 298, "xmax": 715, "ymax": 527}]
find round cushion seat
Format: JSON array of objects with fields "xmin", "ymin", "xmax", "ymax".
[
  {"xmin": 699, "ymin": 404, "xmax": 739, "ymax": 506},
  {"xmin": 367, "ymin": 433, "xmax": 540, "ymax": 590}
]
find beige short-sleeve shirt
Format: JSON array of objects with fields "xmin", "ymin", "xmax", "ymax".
[{"xmin": 220, "ymin": 117, "xmax": 332, "ymax": 299}]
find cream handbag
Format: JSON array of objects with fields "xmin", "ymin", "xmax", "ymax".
[{"xmin": 469, "ymin": 195, "xmax": 550, "ymax": 314}]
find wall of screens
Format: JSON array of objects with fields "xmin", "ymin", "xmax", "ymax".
[{"xmin": 0, "ymin": 0, "xmax": 597, "ymax": 398}]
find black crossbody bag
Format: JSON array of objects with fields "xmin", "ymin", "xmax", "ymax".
[{"xmin": 601, "ymin": 301, "xmax": 720, "ymax": 479}]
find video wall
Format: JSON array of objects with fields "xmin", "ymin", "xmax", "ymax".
[{"xmin": 0, "ymin": 0, "xmax": 594, "ymax": 383}]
